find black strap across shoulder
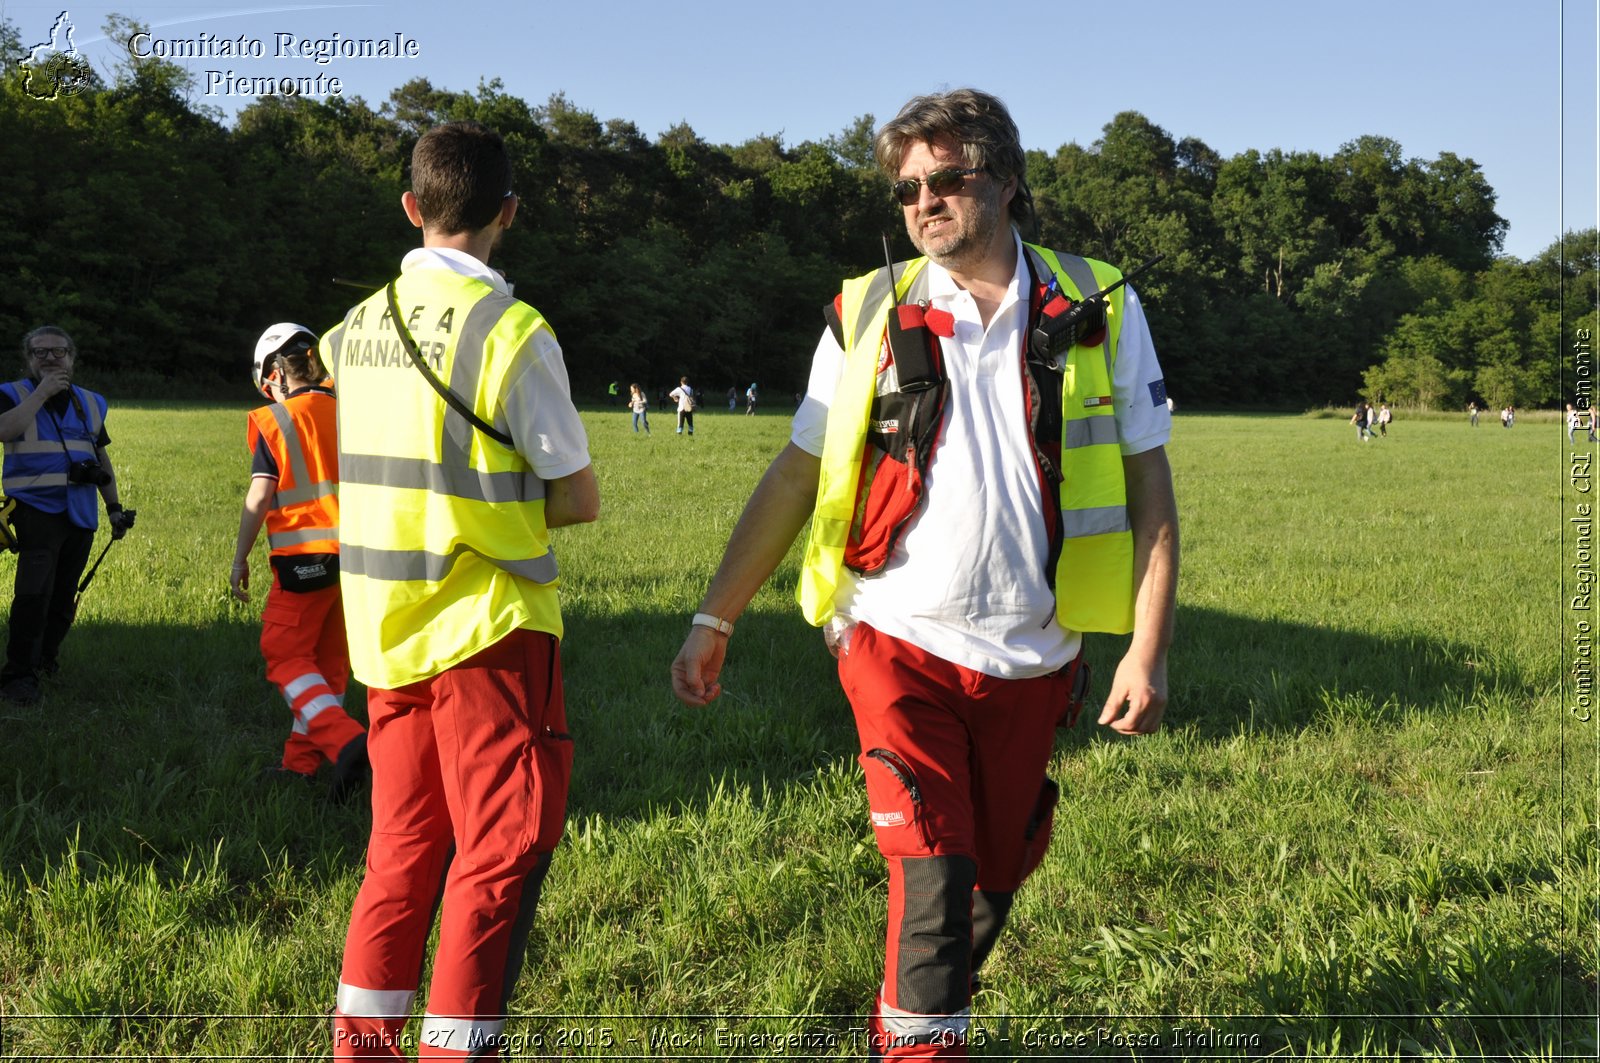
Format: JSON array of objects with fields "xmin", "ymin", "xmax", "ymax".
[{"xmin": 386, "ymin": 281, "xmax": 514, "ymax": 447}]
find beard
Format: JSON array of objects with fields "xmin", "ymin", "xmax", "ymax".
[{"xmin": 905, "ymin": 185, "xmax": 1005, "ymax": 272}]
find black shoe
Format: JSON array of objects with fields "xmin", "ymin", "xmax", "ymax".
[
  {"xmin": 0, "ymin": 675, "xmax": 40, "ymax": 705},
  {"xmin": 328, "ymin": 734, "xmax": 370, "ymax": 805}
]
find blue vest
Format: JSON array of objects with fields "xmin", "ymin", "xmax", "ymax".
[{"xmin": 0, "ymin": 380, "xmax": 108, "ymax": 529}]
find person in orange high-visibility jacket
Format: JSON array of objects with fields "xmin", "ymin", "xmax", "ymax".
[{"xmin": 230, "ymin": 323, "xmax": 367, "ymax": 803}]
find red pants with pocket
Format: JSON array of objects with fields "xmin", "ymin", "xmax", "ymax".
[
  {"xmin": 838, "ymin": 623, "xmax": 1076, "ymax": 1060},
  {"xmin": 332, "ymin": 629, "xmax": 573, "ymax": 1061},
  {"xmin": 260, "ymin": 576, "xmax": 363, "ymax": 774}
]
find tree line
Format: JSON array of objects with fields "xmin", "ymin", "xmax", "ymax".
[{"xmin": 2, "ymin": 17, "xmax": 1595, "ymax": 410}]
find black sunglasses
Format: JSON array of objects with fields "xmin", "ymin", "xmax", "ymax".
[{"xmin": 892, "ymin": 167, "xmax": 984, "ymax": 206}]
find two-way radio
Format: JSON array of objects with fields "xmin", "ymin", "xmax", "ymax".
[{"xmin": 1030, "ymin": 254, "xmax": 1163, "ymax": 370}]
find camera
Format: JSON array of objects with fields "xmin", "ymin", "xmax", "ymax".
[{"xmin": 67, "ymin": 459, "xmax": 111, "ymax": 487}]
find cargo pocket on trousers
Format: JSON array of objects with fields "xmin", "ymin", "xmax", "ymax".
[
  {"xmin": 860, "ymin": 748, "xmax": 934, "ymax": 858},
  {"xmin": 530, "ymin": 726, "xmax": 573, "ymax": 853},
  {"xmin": 1018, "ymin": 777, "xmax": 1060, "ymax": 882}
]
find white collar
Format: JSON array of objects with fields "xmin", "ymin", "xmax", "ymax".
[
  {"xmin": 400, "ymin": 246, "xmax": 511, "ymax": 296},
  {"xmin": 922, "ymin": 233, "xmax": 1027, "ymax": 313}
]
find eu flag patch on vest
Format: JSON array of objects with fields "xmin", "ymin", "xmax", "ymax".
[{"xmin": 1148, "ymin": 379, "xmax": 1168, "ymax": 407}]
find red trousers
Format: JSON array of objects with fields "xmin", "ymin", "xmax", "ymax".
[
  {"xmin": 261, "ymin": 577, "xmax": 363, "ymax": 774},
  {"xmin": 333, "ymin": 629, "xmax": 572, "ymax": 1061},
  {"xmin": 839, "ymin": 624, "xmax": 1075, "ymax": 1061}
]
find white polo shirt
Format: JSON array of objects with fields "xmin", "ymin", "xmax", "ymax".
[
  {"xmin": 791, "ymin": 237, "xmax": 1171, "ymax": 679},
  {"xmin": 398, "ymin": 247, "xmax": 591, "ymax": 483}
]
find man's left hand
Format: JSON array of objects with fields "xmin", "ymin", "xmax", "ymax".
[{"xmin": 1097, "ymin": 653, "xmax": 1168, "ymax": 735}]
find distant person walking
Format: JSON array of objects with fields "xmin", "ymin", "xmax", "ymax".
[
  {"xmin": 727, "ymin": 386, "xmax": 738, "ymax": 412},
  {"xmin": 1501, "ymin": 405, "xmax": 1514, "ymax": 429},
  {"xmin": 745, "ymin": 382, "xmax": 758, "ymax": 416},
  {"xmin": 1351, "ymin": 401, "xmax": 1371, "ymax": 442},
  {"xmin": 629, "ymin": 382, "xmax": 651, "ymax": 435},
  {"xmin": 1376, "ymin": 403, "xmax": 1392, "ymax": 438},
  {"xmin": 1468, "ymin": 401, "xmax": 1479, "ymax": 427},
  {"xmin": 1568, "ymin": 403, "xmax": 1581, "ymax": 444},
  {"xmin": 670, "ymin": 377, "xmax": 696, "ymax": 435}
]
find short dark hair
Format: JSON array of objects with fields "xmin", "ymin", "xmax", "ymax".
[
  {"xmin": 874, "ymin": 88, "xmax": 1035, "ymax": 231},
  {"xmin": 410, "ymin": 121, "xmax": 514, "ymax": 235},
  {"xmin": 23, "ymin": 325, "xmax": 75, "ymax": 359}
]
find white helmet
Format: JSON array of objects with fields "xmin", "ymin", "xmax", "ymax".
[{"xmin": 252, "ymin": 322, "xmax": 316, "ymax": 399}]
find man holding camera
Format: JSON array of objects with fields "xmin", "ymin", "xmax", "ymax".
[
  {"xmin": 671, "ymin": 89, "xmax": 1178, "ymax": 1059},
  {"xmin": 0, "ymin": 327, "xmax": 133, "ymax": 705}
]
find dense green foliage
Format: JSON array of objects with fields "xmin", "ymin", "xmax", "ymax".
[
  {"xmin": 0, "ymin": 405, "xmax": 1590, "ymax": 1058},
  {"xmin": 1, "ymin": 16, "xmax": 1595, "ymax": 410}
]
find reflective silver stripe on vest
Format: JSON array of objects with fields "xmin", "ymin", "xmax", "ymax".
[
  {"xmin": 6, "ymin": 439, "xmax": 95, "ymax": 456},
  {"xmin": 265, "ymin": 403, "xmax": 336, "ymax": 508},
  {"xmin": 1062, "ymin": 504, "xmax": 1131, "ymax": 538},
  {"xmin": 267, "ymin": 525, "xmax": 338, "ymax": 548},
  {"xmin": 342, "ymin": 541, "xmax": 558, "ymax": 584},
  {"xmin": 5, "ymin": 473, "xmax": 69, "ymax": 488},
  {"xmin": 274, "ymin": 480, "xmax": 336, "ymax": 507},
  {"xmin": 1064, "ymin": 416, "xmax": 1121, "ymax": 449},
  {"xmin": 340, "ymin": 454, "xmax": 544, "ymax": 504},
  {"xmin": 850, "ymin": 264, "xmax": 931, "ymax": 352},
  {"xmin": 1049, "ymin": 251, "xmax": 1115, "ymax": 379},
  {"xmin": 440, "ymin": 289, "xmax": 519, "ymax": 458},
  {"xmin": 7, "ymin": 380, "xmax": 102, "ymax": 443}
]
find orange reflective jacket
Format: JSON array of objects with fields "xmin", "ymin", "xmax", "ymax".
[{"xmin": 247, "ymin": 388, "xmax": 339, "ymax": 556}]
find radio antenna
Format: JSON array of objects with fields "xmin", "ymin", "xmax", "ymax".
[{"xmin": 881, "ymin": 233, "xmax": 900, "ymax": 304}]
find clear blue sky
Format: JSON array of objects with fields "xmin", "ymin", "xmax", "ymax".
[{"xmin": 8, "ymin": 0, "xmax": 1597, "ymax": 262}]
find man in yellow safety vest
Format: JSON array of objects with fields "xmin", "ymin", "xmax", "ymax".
[
  {"xmin": 671, "ymin": 89, "xmax": 1178, "ymax": 1060},
  {"xmin": 323, "ymin": 121, "xmax": 599, "ymax": 1061}
]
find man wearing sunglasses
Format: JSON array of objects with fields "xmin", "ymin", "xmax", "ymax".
[
  {"xmin": 672, "ymin": 89, "xmax": 1177, "ymax": 1059},
  {"xmin": 0, "ymin": 327, "xmax": 131, "ymax": 706}
]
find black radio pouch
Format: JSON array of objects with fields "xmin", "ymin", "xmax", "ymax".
[
  {"xmin": 272, "ymin": 552, "xmax": 339, "ymax": 593},
  {"xmin": 884, "ymin": 304, "xmax": 941, "ymax": 392},
  {"xmin": 822, "ymin": 289, "xmax": 946, "ymax": 395}
]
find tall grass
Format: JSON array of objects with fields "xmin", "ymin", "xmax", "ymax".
[{"xmin": 0, "ymin": 404, "xmax": 1590, "ymax": 1059}]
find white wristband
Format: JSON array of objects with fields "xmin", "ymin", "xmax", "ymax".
[{"xmin": 691, "ymin": 612, "xmax": 734, "ymax": 636}]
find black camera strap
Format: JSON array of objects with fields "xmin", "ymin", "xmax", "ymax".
[
  {"xmin": 386, "ymin": 281, "xmax": 514, "ymax": 447},
  {"xmin": 43, "ymin": 385, "xmax": 91, "ymax": 467}
]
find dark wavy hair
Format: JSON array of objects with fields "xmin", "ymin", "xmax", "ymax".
[{"xmin": 873, "ymin": 88, "xmax": 1034, "ymax": 231}]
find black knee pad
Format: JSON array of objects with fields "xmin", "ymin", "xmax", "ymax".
[
  {"xmin": 969, "ymin": 889, "xmax": 1015, "ymax": 991},
  {"xmin": 890, "ymin": 854, "xmax": 978, "ymax": 1015}
]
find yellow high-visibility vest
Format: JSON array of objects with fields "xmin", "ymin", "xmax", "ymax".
[
  {"xmin": 797, "ymin": 244, "xmax": 1135, "ymax": 634},
  {"xmin": 321, "ymin": 268, "xmax": 561, "ymax": 689}
]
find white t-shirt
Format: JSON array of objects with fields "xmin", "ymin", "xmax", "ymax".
[
  {"xmin": 669, "ymin": 385, "xmax": 696, "ymax": 412},
  {"xmin": 398, "ymin": 247, "xmax": 590, "ymax": 482},
  {"xmin": 791, "ymin": 237, "xmax": 1171, "ymax": 679}
]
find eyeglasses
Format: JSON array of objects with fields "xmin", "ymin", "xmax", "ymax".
[
  {"xmin": 892, "ymin": 167, "xmax": 984, "ymax": 206},
  {"xmin": 28, "ymin": 346, "xmax": 72, "ymax": 360}
]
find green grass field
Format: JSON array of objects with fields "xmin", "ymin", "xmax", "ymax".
[{"xmin": 0, "ymin": 404, "xmax": 1592, "ymax": 1060}]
